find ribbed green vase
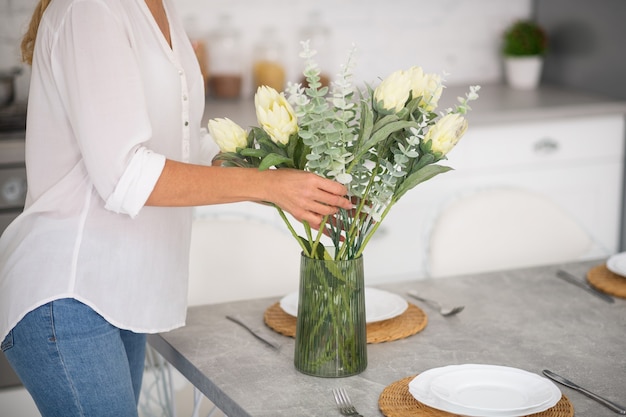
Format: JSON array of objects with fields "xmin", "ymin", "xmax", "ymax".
[{"xmin": 294, "ymin": 254, "xmax": 367, "ymax": 377}]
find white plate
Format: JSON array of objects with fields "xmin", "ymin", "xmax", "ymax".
[
  {"xmin": 408, "ymin": 364, "xmax": 561, "ymax": 417},
  {"xmin": 606, "ymin": 252, "xmax": 626, "ymax": 277},
  {"xmin": 279, "ymin": 287, "xmax": 408, "ymax": 324}
]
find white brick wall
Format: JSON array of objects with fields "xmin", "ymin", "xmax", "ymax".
[{"xmin": 0, "ymin": 0, "xmax": 531, "ymax": 100}]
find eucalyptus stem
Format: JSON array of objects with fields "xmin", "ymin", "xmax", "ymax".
[{"xmin": 275, "ymin": 206, "xmax": 311, "ymax": 257}]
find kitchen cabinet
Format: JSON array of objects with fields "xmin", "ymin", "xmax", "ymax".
[
  {"xmin": 197, "ymin": 84, "xmax": 626, "ymax": 285},
  {"xmin": 360, "ymin": 113, "xmax": 624, "ymax": 282}
]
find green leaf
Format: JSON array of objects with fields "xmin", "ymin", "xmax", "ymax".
[
  {"xmin": 394, "ymin": 164, "xmax": 454, "ymax": 201},
  {"xmin": 286, "ymin": 132, "xmax": 297, "ymax": 156},
  {"xmin": 259, "ymin": 153, "xmax": 295, "ymax": 170},
  {"xmin": 372, "ymin": 114, "xmax": 399, "ymax": 132},
  {"xmin": 257, "ymin": 136, "xmax": 285, "ymax": 154},
  {"xmin": 249, "ymin": 127, "xmax": 268, "ymax": 145},
  {"xmin": 240, "ymin": 148, "xmax": 268, "ymax": 159},
  {"xmin": 355, "ymin": 120, "xmax": 418, "ymax": 162},
  {"xmin": 404, "ymin": 96, "xmax": 423, "ymax": 116},
  {"xmin": 356, "ymin": 101, "xmax": 374, "ymax": 150},
  {"xmin": 293, "ymin": 140, "xmax": 311, "ymax": 170}
]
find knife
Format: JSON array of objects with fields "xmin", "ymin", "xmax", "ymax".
[
  {"xmin": 543, "ymin": 370, "xmax": 626, "ymax": 414},
  {"xmin": 555, "ymin": 270, "xmax": 614, "ymax": 303},
  {"xmin": 226, "ymin": 315, "xmax": 281, "ymax": 350}
]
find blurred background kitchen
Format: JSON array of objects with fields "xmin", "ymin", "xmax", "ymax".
[
  {"xmin": 1, "ymin": 0, "xmax": 625, "ymax": 416},
  {"xmin": 1, "ymin": 0, "xmax": 532, "ymax": 101}
]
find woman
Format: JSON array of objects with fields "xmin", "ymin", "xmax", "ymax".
[{"xmin": 0, "ymin": 0, "xmax": 351, "ymax": 416}]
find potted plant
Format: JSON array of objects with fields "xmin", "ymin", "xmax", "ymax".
[{"xmin": 502, "ymin": 20, "xmax": 548, "ymax": 90}]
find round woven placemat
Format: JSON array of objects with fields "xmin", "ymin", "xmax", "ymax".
[
  {"xmin": 587, "ymin": 264, "xmax": 626, "ymax": 298},
  {"xmin": 378, "ymin": 375, "xmax": 574, "ymax": 417},
  {"xmin": 263, "ymin": 303, "xmax": 427, "ymax": 344}
]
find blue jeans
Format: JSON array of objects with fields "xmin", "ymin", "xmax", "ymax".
[{"xmin": 1, "ymin": 298, "xmax": 146, "ymax": 417}]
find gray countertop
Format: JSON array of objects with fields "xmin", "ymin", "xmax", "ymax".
[
  {"xmin": 202, "ymin": 83, "xmax": 626, "ymax": 129},
  {"xmin": 149, "ymin": 259, "xmax": 626, "ymax": 417}
]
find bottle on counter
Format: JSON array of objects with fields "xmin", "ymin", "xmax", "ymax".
[
  {"xmin": 252, "ymin": 27, "xmax": 286, "ymax": 92},
  {"xmin": 207, "ymin": 15, "xmax": 243, "ymax": 99},
  {"xmin": 299, "ymin": 10, "xmax": 332, "ymax": 89}
]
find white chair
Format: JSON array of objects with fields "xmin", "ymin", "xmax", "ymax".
[
  {"xmin": 425, "ymin": 187, "xmax": 604, "ymax": 278},
  {"xmin": 140, "ymin": 211, "xmax": 302, "ymax": 417},
  {"xmin": 187, "ymin": 214, "xmax": 301, "ymax": 305}
]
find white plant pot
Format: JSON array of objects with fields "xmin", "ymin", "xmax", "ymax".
[{"xmin": 504, "ymin": 56, "xmax": 543, "ymax": 90}]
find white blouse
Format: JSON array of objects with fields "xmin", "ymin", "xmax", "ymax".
[{"xmin": 0, "ymin": 0, "xmax": 220, "ymax": 339}]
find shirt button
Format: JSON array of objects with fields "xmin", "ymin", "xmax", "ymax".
[
  {"xmin": 183, "ymin": 95, "xmax": 188, "ymax": 101},
  {"xmin": 184, "ymin": 121, "xmax": 189, "ymax": 126}
]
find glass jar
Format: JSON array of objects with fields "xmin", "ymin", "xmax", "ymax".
[
  {"xmin": 252, "ymin": 28, "xmax": 286, "ymax": 92},
  {"xmin": 208, "ymin": 15, "xmax": 243, "ymax": 99}
]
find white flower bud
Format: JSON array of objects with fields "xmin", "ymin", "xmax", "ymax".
[
  {"xmin": 424, "ymin": 113, "xmax": 468, "ymax": 156},
  {"xmin": 373, "ymin": 70, "xmax": 412, "ymax": 114},
  {"xmin": 207, "ymin": 118, "xmax": 248, "ymax": 153},
  {"xmin": 254, "ymin": 86, "xmax": 298, "ymax": 145}
]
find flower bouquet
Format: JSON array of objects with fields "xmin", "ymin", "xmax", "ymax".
[
  {"xmin": 209, "ymin": 42, "xmax": 478, "ymax": 262},
  {"xmin": 208, "ymin": 42, "xmax": 479, "ymax": 376}
]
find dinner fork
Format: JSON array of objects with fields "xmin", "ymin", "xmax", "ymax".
[
  {"xmin": 407, "ymin": 291, "xmax": 465, "ymax": 316},
  {"xmin": 332, "ymin": 387, "xmax": 364, "ymax": 417}
]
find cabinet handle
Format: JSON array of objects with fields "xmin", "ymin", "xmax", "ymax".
[{"xmin": 533, "ymin": 138, "xmax": 560, "ymax": 154}]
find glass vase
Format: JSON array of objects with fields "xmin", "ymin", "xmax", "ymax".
[{"xmin": 294, "ymin": 254, "xmax": 367, "ymax": 377}]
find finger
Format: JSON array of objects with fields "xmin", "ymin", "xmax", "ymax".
[
  {"xmin": 316, "ymin": 178, "xmax": 348, "ymax": 196},
  {"xmin": 314, "ymin": 190, "xmax": 353, "ymax": 211},
  {"xmin": 308, "ymin": 200, "xmax": 344, "ymax": 217}
]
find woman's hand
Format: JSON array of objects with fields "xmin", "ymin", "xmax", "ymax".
[
  {"xmin": 146, "ymin": 161, "xmax": 351, "ymax": 230},
  {"xmin": 266, "ymin": 169, "xmax": 353, "ymax": 230}
]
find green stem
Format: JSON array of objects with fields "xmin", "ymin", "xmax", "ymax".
[
  {"xmin": 276, "ymin": 206, "xmax": 311, "ymax": 257},
  {"xmin": 309, "ymin": 216, "xmax": 329, "ymax": 259},
  {"xmin": 355, "ymin": 200, "xmax": 395, "ymax": 258},
  {"xmin": 337, "ymin": 161, "xmax": 381, "ymax": 260}
]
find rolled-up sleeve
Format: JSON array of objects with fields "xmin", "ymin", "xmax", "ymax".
[{"xmin": 104, "ymin": 146, "xmax": 165, "ymax": 217}]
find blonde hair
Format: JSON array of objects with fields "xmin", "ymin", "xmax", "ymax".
[{"xmin": 21, "ymin": 0, "xmax": 52, "ymax": 65}]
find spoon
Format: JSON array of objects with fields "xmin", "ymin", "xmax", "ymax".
[{"xmin": 407, "ymin": 291, "xmax": 465, "ymax": 316}]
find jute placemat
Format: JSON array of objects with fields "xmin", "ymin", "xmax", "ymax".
[
  {"xmin": 263, "ymin": 303, "xmax": 428, "ymax": 344},
  {"xmin": 587, "ymin": 264, "xmax": 626, "ymax": 299},
  {"xmin": 378, "ymin": 375, "xmax": 574, "ymax": 417}
]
